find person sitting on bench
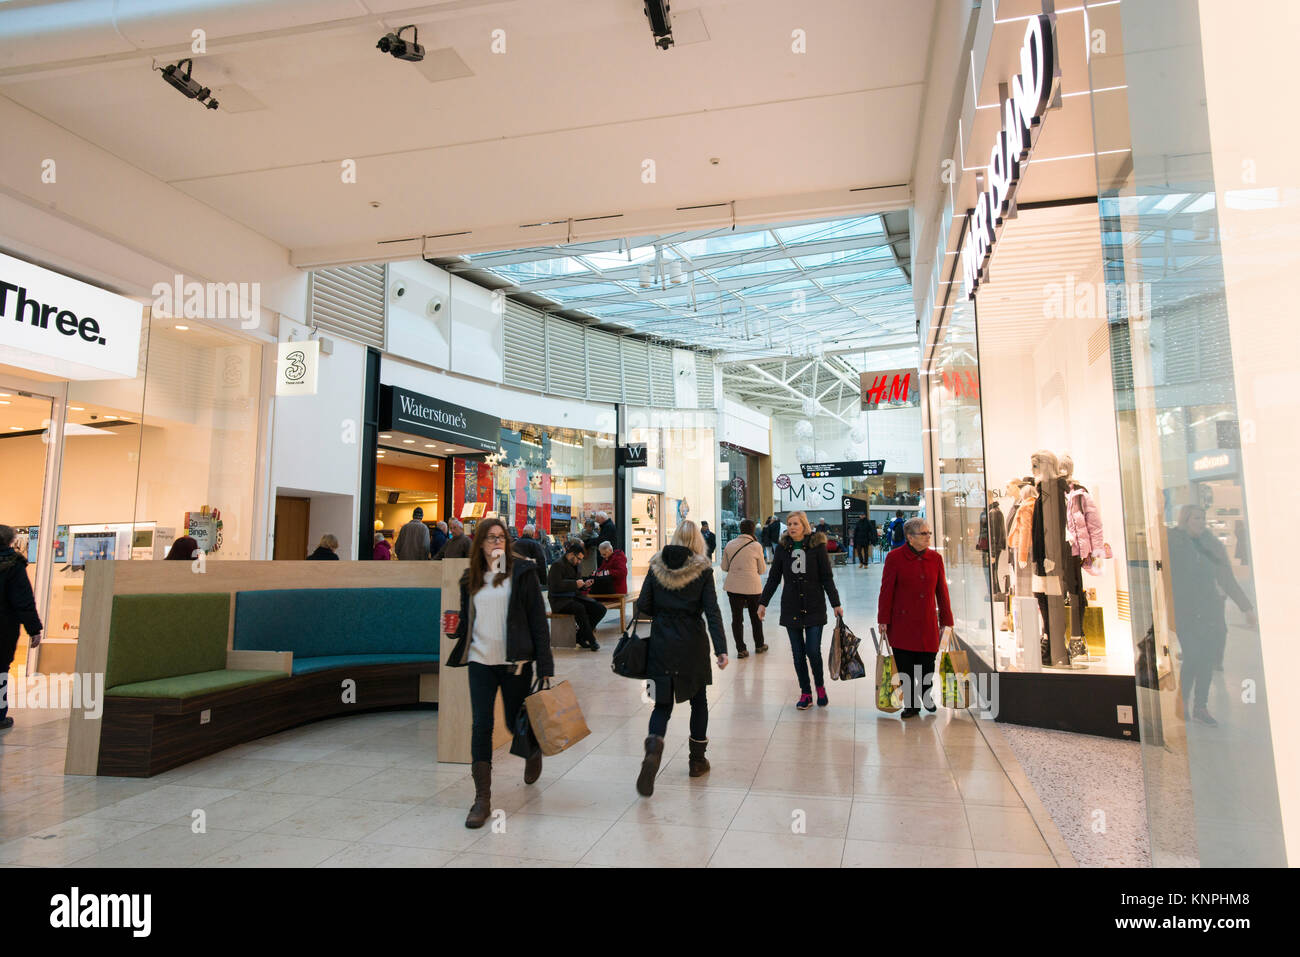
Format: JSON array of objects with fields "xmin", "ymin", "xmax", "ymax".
[
  {"xmin": 590, "ymin": 541, "xmax": 628, "ymax": 595},
  {"xmin": 547, "ymin": 542, "xmax": 607, "ymax": 651}
]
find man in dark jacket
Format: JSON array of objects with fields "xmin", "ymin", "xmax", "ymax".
[
  {"xmin": 595, "ymin": 511, "xmax": 617, "ymax": 551},
  {"xmin": 887, "ymin": 510, "xmax": 907, "ymax": 552},
  {"xmin": 395, "ymin": 507, "xmax": 430, "ymax": 561},
  {"xmin": 700, "ymin": 522, "xmax": 716, "ymax": 560},
  {"xmin": 547, "ymin": 543, "xmax": 606, "ymax": 650},
  {"xmin": 429, "ymin": 521, "xmax": 449, "ymax": 558},
  {"xmin": 853, "ymin": 517, "xmax": 871, "ymax": 567},
  {"xmin": 763, "ymin": 516, "xmax": 781, "ymax": 561},
  {"xmin": 0, "ymin": 525, "xmax": 43, "ymax": 729},
  {"xmin": 511, "ymin": 524, "xmax": 549, "ymax": 590},
  {"xmin": 435, "ymin": 519, "xmax": 472, "ymax": 560}
]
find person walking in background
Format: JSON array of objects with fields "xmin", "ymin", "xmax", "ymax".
[
  {"xmin": 700, "ymin": 521, "xmax": 717, "ymax": 561},
  {"xmin": 852, "ymin": 517, "xmax": 870, "ymax": 567},
  {"xmin": 430, "ymin": 520, "xmax": 449, "ymax": 558},
  {"xmin": 445, "ymin": 517, "xmax": 553, "ymax": 828},
  {"xmin": 511, "ymin": 524, "xmax": 549, "ymax": 590},
  {"xmin": 547, "ymin": 542, "xmax": 606, "ymax": 651},
  {"xmin": 307, "ymin": 534, "xmax": 340, "ymax": 560},
  {"xmin": 435, "ymin": 519, "xmax": 472, "ymax": 560},
  {"xmin": 373, "ymin": 532, "xmax": 393, "ymax": 561},
  {"xmin": 595, "ymin": 510, "xmax": 617, "ymax": 551},
  {"xmin": 867, "ymin": 517, "xmax": 880, "ymax": 563},
  {"xmin": 886, "ymin": 510, "xmax": 907, "ymax": 553},
  {"xmin": 1168, "ymin": 504, "xmax": 1256, "ymax": 725},
  {"xmin": 721, "ymin": 519, "xmax": 767, "ymax": 658},
  {"xmin": 0, "ymin": 525, "xmax": 43, "ymax": 731},
  {"xmin": 759, "ymin": 510, "xmax": 843, "ymax": 710},
  {"xmin": 396, "ymin": 507, "xmax": 431, "ymax": 561},
  {"xmin": 877, "ymin": 517, "xmax": 953, "ymax": 718},
  {"xmin": 634, "ymin": 519, "xmax": 728, "ymax": 796},
  {"xmin": 164, "ymin": 535, "xmax": 200, "ymax": 561},
  {"xmin": 591, "ymin": 540, "xmax": 628, "ymax": 595},
  {"xmin": 765, "ymin": 515, "xmax": 781, "ymax": 562}
]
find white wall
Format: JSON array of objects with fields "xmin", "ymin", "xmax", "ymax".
[
  {"xmin": 386, "ymin": 260, "xmax": 451, "ymax": 368},
  {"xmin": 719, "ymin": 397, "xmax": 770, "ymax": 455},
  {"xmin": 269, "ymin": 317, "xmax": 366, "ymax": 559}
]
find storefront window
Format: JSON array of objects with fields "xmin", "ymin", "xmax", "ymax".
[{"xmin": 718, "ymin": 442, "xmax": 760, "ymax": 548}]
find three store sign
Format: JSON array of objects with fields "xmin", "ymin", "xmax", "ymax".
[{"xmin": 961, "ymin": 13, "xmax": 1060, "ymax": 300}]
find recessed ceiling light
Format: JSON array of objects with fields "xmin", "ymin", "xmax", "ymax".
[
  {"xmin": 70, "ymin": 406, "xmax": 85, "ymax": 411},
  {"xmin": 379, "ymin": 434, "xmax": 392, "ymax": 439},
  {"xmin": 424, "ymin": 444, "xmax": 436, "ymax": 448},
  {"xmin": 402, "ymin": 439, "xmax": 414, "ymax": 444},
  {"xmin": 0, "ymin": 401, "xmax": 9, "ymax": 405},
  {"xmin": 174, "ymin": 324, "xmax": 189, "ymax": 331},
  {"xmin": 9, "ymin": 426, "xmax": 22, "ymax": 431},
  {"xmin": 429, "ymin": 464, "xmax": 437, "ymax": 468}
]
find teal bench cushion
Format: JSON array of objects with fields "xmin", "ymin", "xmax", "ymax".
[
  {"xmin": 232, "ymin": 588, "xmax": 441, "ymax": 660},
  {"xmin": 291, "ymin": 653, "xmax": 441, "ymax": 676},
  {"xmin": 106, "ymin": 669, "xmax": 287, "ymax": 699},
  {"xmin": 105, "ymin": 593, "xmax": 231, "ymax": 689}
]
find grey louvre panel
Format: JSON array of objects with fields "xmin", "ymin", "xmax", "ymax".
[
  {"xmin": 621, "ymin": 339, "xmax": 651, "ymax": 405},
  {"xmin": 546, "ymin": 318, "xmax": 587, "ymax": 398},
  {"xmin": 695, "ymin": 353, "xmax": 715, "ymax": 408},
  {"xmin": 311, "ymin": 264, "xmax": 386, "ymax": 349},
  {"xmin": 503, "ymin": 302, "xmax": 545, "ymax": 390},
  {"xmin": 586, "ymin": 329, "xmax": 622, "ymax": 403},
  {"xmin": 650, "ymin": 345, "xmax": 674, "ymax": 407}
]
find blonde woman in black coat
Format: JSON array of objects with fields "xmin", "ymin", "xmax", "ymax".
[{"xmin": 634, "ymin": 520, "xmax": 728, "ymax": 797}]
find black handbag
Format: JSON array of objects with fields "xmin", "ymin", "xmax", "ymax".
[
  {"xmin": 509, "ymin": 679, "xmax": 541, "ymax": 759},
  {"xmin": 611, "ymin": 617, "xmax": 649, "ymax": 679}
]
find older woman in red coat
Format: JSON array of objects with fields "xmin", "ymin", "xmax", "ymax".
[{"xmin": 877, "ymin": 516, "xmax": 953, "ymax": 717}]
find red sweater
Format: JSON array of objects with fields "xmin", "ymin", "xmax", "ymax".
[
  {"xmin": 595, "ymin": 549, "xmax": 628, "ymax": 594},
  {"xmin": 877, "ymin": 546, "xmax": 953, "ymax": 653}
]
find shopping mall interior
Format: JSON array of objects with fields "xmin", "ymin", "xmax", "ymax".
[{"xmin": 0, "ymin": 0, "xmax": 1295, "ymax": 889}]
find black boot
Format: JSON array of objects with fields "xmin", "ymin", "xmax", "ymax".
[
  {"xmin": 524, "ymin": 749, "xmax": 542, "ymax": 785},
  {"xmin": 637, "ymin": 735, "xmax": 664, "ymax": 796},
  {"xmin": 688, "ymin": 737, "xmax": 710, "ymax": 777},
  {"xmin": 465, "ymin": 761, "xmax": 491, "ymax": 828}
]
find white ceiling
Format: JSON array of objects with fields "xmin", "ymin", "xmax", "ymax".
[{"xmin": 0, "ymin": 0, "xmax": 938, "ymax": 256}]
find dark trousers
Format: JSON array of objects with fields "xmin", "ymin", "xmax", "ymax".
[
  {"xmin": 647, "ymin": 676, "xmax": 708, "ymax": 740},
  {"xmin": 727, "ymin": 592, "xmax": 763, "ymax": 653},
  {"xmin": 553, "ymin": 596, "xmax": 607, "ymax": 645},
  {"xmin": 785, "ymin": 625, "xmax": 825, "ymax": 695},
  {"xmin": 467, "ymin": 660, "xmax": 534, "ymax": 762},
  {"xmin": 0, "ymin": 634, "xmax": 18, "ymax": 720},
  {"xmin": 893, "ymin": 647, "xmax": 937, "ymax": 710},
  {"xmin": 1180, "ymin": 633, "xmax": 1225, "ymax": 712}
]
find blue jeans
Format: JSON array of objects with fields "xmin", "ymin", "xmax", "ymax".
[{"xmin": 785, "ymin": 625, "xmax": 825, "ymax": 695}]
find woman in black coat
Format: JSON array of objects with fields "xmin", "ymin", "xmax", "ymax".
[
  {"xmin": 759, "ymin": 510, "xmax": 843, "ymax": 710},
  {"xmin": 634, "ymin": 520, "xmax": 728, "ymax": 797},
  {"xmin": 445, "ymin": 518, "xmax": 554, "ymax": 828}
]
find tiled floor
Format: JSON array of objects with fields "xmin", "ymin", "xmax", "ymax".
[{"xmin": 0, "ymin": 563, "xmax": 1074, "ymax": 867}]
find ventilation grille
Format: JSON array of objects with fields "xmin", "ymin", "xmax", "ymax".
[
  {"xmin": 1109, "ymin": 322, "xmax": 1134, "ymax": 394},
  {"xmin": 310, "ymin": 264, "xmax": 386, "ymax": 349},
  {"xmin": 696, "ymin": 353, "xmax": 716, "ymax": 409},
  {"xmin": 1087, "ymin": 322, "xmax": 1110, "ymax": 364},
  {"xmin": 587, "ymin": 332, "xmax": 623, "ymax": 403},
  {"xmin": 1117, "ymin": 589, "xmax": 1130, "ymax": 621},
  {"xmin": 546, "ymin": 319, "xmax": 587, "ymax": 398},
  {"xmin": 503, "ymin": 303, "xmax": 544, "ymax": 389},
  {"xmin": 650, "ymin": 345, "xmax": 674, "ymax": 407},
  {"xmin": 621, "ymin": 339, "xmax": 651, "ymax": 405}
]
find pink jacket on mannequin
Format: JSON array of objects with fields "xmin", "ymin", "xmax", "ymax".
[{"xmin": 1066, "ymin": 487, "xmax": 1104, "ymax": 557}]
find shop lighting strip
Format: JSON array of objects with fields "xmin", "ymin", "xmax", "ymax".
[
  {"xmin": 993, "ymin": 0, "xmax": 1120, "ymax": 25},
  {"xmin": 975, "ymin": 85, "xmax": 1127, "ymax": 110},
  {"xmin": 961, "ymin": 147, "xmax": 1129, "ymax": 172}
]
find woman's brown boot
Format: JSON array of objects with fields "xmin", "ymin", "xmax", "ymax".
[
  {"xmin": 524, "ymin": 750, "xmax": 543, "ymax": 785},
  {"xmin": 465, "ymin": 761, "xmax": 491, "ymax": 828},
  {"xmin": 636, "ymin": 735, "xmax": 664, "ymax": 797},
  {"xmin": 688, "ymin": 737, "xmax": 710, "ymax": 777}
]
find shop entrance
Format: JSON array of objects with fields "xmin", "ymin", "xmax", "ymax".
[
  {"xmin": 628, "ymin": 492, "xmax": 662, "ymax": 577},
  {"xmin": 374, "ymin": 447, "xmax": 446, "ymax": 555},
  {"xmin": 0, "ymin": 385, "xmax": 60, "ymax": 677}
]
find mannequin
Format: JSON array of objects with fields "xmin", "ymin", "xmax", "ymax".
[
  {"xmin": 1061, "ymin": 460, "xmax": 1105, "ymax": 658},
  {"xmin": 987, "ymin": 496, "xmax": 1007, "ymax": 598},
  {"xmin": 1005, "ymin": 484, "xmax": 1039, "ymax": 667},
  {"xmin": 1030, "ymin": 450, "xmax": 1070, "ymax": 666}
]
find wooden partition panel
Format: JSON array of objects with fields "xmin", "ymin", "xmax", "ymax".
[{"xmin": 65, "ymin": 560, "xmax": 447, "ymax": 775}]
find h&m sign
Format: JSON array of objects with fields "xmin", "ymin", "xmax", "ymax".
[
  {"xmin": 861, "ymin": 369, "xmax": 919, "ymax": 410},
  {"xmin": 961, "ymin": 13, "xmax": 1060, "ymax": 300}
]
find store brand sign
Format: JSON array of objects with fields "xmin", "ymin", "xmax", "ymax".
[
  {"xmin": 380, "ymin": 385, "xmax": 499, "ymax": 453},
  {"xmin": 0, "ymin": 251, "xmax": 143, "ymax": 379},
  {"xmin": 780, "ymin": 477, "xmax": 839, "ymax": 509},
  {"xmin": 961, "ymin": 13, "xmax": 1059, "ymax": 300},
  {"xmin": 1188, "ymin": 448, "xmax": 1238, "ymax": 480},
  {"xmin": 861, "ymin": 369, "xmax": 919, "ymax": 409},
  {"xmin": 276, "ymin": 339, "xmax": 319, "ymax": 395}
]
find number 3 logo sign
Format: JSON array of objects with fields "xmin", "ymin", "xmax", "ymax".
[
  {"xmin": 276, "ymin": 339, "xmax": 319, "ymax": 395},
  {"xmin": 284, "ymin": 350, "xmax": 306, "ymax": 381}
]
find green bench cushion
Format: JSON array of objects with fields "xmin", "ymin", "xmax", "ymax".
[
  {"xmin": 106, "ymin": 669, "xmax": 287, "ymax": 699},
  {"xmin": 233, "ymin": 588, "xmax": 440, "ymax": 658},
  {"xmin": 105, "ymin": 593, "xmax": 231, "ymax": 689},
  {"xmin": 291, "ymin": 653, "xmax": 440, "ymax": 675}
]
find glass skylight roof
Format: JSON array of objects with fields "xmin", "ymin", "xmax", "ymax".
[{"xmin": 459, "ymin": 214, "xmax": 914, "ymax": 359}]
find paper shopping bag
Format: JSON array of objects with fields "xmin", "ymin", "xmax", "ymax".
[
  {"xmin": 938, "ymin": 628, "xmax": 971, "ymax": 709},
  {"xmin": 871, "ymin": 628, "xmax": 902, "ymax": 713},
  {"xmin": 523, "ymin": 679, "xmax": 591, "ymax": 756}
]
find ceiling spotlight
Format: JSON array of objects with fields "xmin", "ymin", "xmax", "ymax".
[
  {"xmin": 159, "ymin": 59, "xmax": 219, "ymax": 109},
  {"xmin": 377, "ymin": 25, "xmax": 425, "ymax": 62},
  {"xmin": 643, "ymin": 0, "xmax": 674, "ymax": 50}
]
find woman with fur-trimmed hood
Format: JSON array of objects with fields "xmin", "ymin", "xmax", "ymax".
[
  {"xmin": 633, "ymin": 520, "xmax": 729, "ymax": 797},
  {"xmin": 759, "ymin": 510, "xmax": 843, "ymax": 711}
]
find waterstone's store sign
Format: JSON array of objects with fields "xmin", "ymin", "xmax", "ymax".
[
  {"xmin": 0, "ymin": 251, "xmax": 143, "ymax": 379},
  {"xmin": 961, "ymin": 13, "xmax": 1059, "ymax": 300},
  {"xmin": 379, "ymin": 385, "xmax": 499, "ymax": 452}
]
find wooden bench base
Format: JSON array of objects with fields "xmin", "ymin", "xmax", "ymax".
[
  {"xmin": 546, "ymin": 612, "xmax": 576, "ymax": 648},
  {"xmin": 97, "ymin": 662, "xmax": 439, "ymax": 777}
]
